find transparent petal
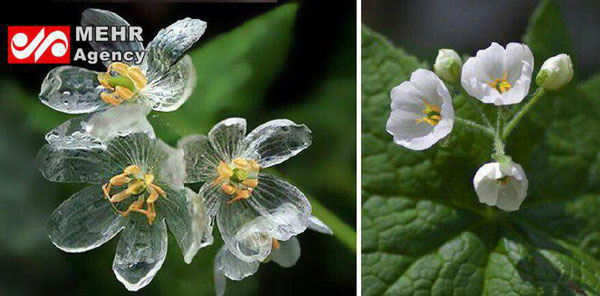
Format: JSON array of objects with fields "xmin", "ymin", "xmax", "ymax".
[
  {"xmin": 39, "ymin": 66, "xmax": 106, "ymax": 114},
  {"xmin": 37, "ymin": 143, "xmax": 114, "ymax": 183},
  {"xmin": 45, "ymin": 103, "xmax": 154, "ymax": 150},
  {"xmin": 214, "ymin": 246, "xmax": 260, "ymax": 281},
  {"xmin": 47, "ymin": 185, "xmax": 124, "ymax": 252},
  {"xmin": 215, "ymin": 173, "xmax": 310, "ymax": 262},
  {"xmin": 270, "ymin": 237, "xmax": 301, "ymax": 268},
  {"xmin": 144, "ymin": 18, "xmax": 207, "ymax": 81},
  {"xmin": 208, "ymin": 118, "xmax": 247, "ymax": 162},
  {"xmin": 242, "ymin": 119, "xmax": 312, "ymax": 168},
  {"xmin": 81, "ymin": 9, "xmax": 144, "ymax": 67},
  {"xmin": 308, "ymin": 215, "xmax": 333, "ymax": 235},
  {"xmin": 217, "ymin": 197, "xmax": 273, "ymax": 262},
  {"xmin": 113, "ymin": 215, "xmax": 168, "ymax": 291},
  {"xmin": 142, "ymin": 55, "xmax": 196, "ymax": 112},
  {"xmin": 199, "ymin": 181, "xmax": 225, "ymax": 228},
  {"xmin": 249, "ymin": 173, "xmax": 311, "ymax": 241},
  {"xmin": 178, "ymin": 134, "xmax": 220, "ymax": 183},
  {"xmin": 158, "ymin": 187, "xmax": 213, "ymax": 264}
]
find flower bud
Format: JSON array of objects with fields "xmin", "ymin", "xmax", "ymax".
[
  {"xmin": 434, "ymin": 49, "xmax": 462, "ymax": 83},
  {"xmin": 536, "ymin": 54, "xmax": 573, "ymax": 90}
]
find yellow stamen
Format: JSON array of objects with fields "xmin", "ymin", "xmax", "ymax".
[
  {"xmin": 102, "ymin": 165, "xmax": 166, "ymax": 225},
  {"xmin": 488, "ymin": 72, "xmax": 512, "ymax": 93},
  {"xmin": 272, "ymin": 239, "xmax": 280, "ymax": 250},
  {"xmin": 214, "ymin": 158, "xmax": 261, "ymax": 204},
  {"xmin": 415, "ymin": 98, "xmax": 442, "ymax": 126},
  {"xmin": 98, "ymin": 62, "xmax": 147, "ymax": 106},
  {"xmin": 496, "ymin": 176, "xmax": 511, "ymax": 185}
]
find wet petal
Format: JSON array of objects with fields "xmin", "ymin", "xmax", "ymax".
[
  {"xmin": 270, "ymin": 237, "xmax": 301, "ymax": 268},
  {"xmin": 39, "ymin": 66, "xmax": 106, "ymax": 114},
  {"xmin": 249, "ymin": 173, "xmax": 312, "ymax": 241},
  {"xmin": 113, "ymin": 215, "xmax": 168, "ymax": 291},
  {"xmin": 47, "ymin": 185, "xmax": 124, "ymax": 252},
  {"xmin": 178, "ymin": 134, "xmax": 221, "ymax": 183},
  {"xmin": 81, "ymin": 9, "xmax": 144, "ymax": 67},
  {"xmin": 214, "ymin": 246, "xmax": 260, "ymax": 281},
  {"xmin": 144, "ymin": 18, "xmax": 206, "ymax": 81},
  {"xmin": 37, "ymin": 143, "xmax": 113, "ymax": 183},
  {"xmin": 45, "ymin": 103, "xmax": 154, "ymax": 150},
  {"xmin": 242, "ymin": 119, "xmax": 312, "ymax": 168},
  {"xmin": 158, "ymin": 187, "xmax": 213, "ymax": 264},
  {"xmin": 308, "ymin": 215, "xmax": 333, "ymax": 235},
  {"xmin": 208, "ymin": 118, "xmax": 247, "ymax": 162},
  {"xmin": 214, "ymin": 263, "xmax": 227, "ymax": 296},
  {"xmin": 142, "ymin": 55, "xmax": 196, "ymax": 112}
]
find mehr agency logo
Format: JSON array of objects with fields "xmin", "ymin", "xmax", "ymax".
[{"xmin": 7, "ymin": 25, "xmax": 145, "ymax": 65}]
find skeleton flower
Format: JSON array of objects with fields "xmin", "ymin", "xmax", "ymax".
[
  {"xmin": 37, "ymin": 132, "xmax": 213, "ymax": 291},
  {"xmin": 461, "ymin": 42, "xmax": 534, "ymax": 105},
  {"xmin": 213, "ymin": 216, "xmax": 333, "ymax": 296},
  {"xmin": 473, "ymin": 160, "xmax": 528, "ymax": 212},
  {"xmin": 40, "ymin": 8, "xmax": 203, "ymax": 114},
  {"xmin": 387, "ymin": 69, "xmax": 454, "ymax": 150},
  {"xmin": 178, "ymin": 118, "xmax": 313, "ymax": 265}
]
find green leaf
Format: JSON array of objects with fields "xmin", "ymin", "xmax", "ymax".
[
  {"xmin": 151, "ymin": 3, "xmax": 298, "ymax": 143},
  {"xmin": 361, "ymin": 3, "xmax": 600, "ymax": 292}
]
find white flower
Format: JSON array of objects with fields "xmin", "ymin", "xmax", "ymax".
[
  {"xmin": 473, "ymin": 160, "xmax": 528, "ymax": 212},
  {"xmin": 178, "ymin": 118, "xmax": 313, "ymax": 263},
  {"xmin": 536, "ymin": 53, "xmax": 574, "ymax": 90},
  {"xmin": 213, "ymin": 216, "xmax": 333, "ymax": 296},
  {"xmin": 38, "ymin": 133, "xmax": 213, "ymax": 291},
  {"xmin": 461, "ymin": 42, "xmax": 534, "ymax": 105},
  {"xmin": 386, "ymin": 69, "xmax": 454, "ymax": 150},
  {"xmin": 40, "ymin": 9, "xmax": 204, "ymax": 114},
  {"xmin": 434, "ymin": 49, "xmax": 462, "ymax": 83}
]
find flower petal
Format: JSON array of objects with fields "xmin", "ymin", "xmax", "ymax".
[
  {"xmin": 249, "ymin": 174, "xmax": 311, "ymax": 241},
  {"xmin": 208, "ymin": 118, "xmax": 247, "ymax": 162},
  {"xmin": 178, "ymin": 134, "xmax": 221, "ymax": 183},
  {"xmin": 158, "ymin": 187, "xmax": 213, "ymax": 264},
  {"xmin": 81, "ymin": 9, "xmax": 144, "ymax": 67},
  {"xmin": 39, "ymin": 66, "xmax": 106, "ymax": 114},
  {"xmin": 45, "ymin": 103, "xmax": 153, "ymax": 150},
  {"xmin": 47, "ymin": 185, "xmax": 124, "ymax": 252},
  {"xmin": 142, "ymin": 55, "xmax": 196, "ymax": 112},
  {"xmin": 214, "ymin": 246, "xmax": 260, "ymax": 281},
  {"xmin": 214, "ymin": 263, "xmax": 227, "ymax": 296},
  {"xmin": 270, "ymin": 237, "xmax": 301, "ymax": 268},
  {"xmin": 113, "ymin": 215, "xmax": 168, "ymax": 291},
  {"xmin": 144, "ymin": 18, "xmax": 207, "ymax": 81},
  {"xmin": 308, "ymin": 215, "xmax": 333, "ymax": 235},
  {"xmin": 37, "ymin": 143, "xmax": 113, "ymax": 183},
  {"xmin": 242, "ymin": 119, "xmax": 312, "ymax": 168}
]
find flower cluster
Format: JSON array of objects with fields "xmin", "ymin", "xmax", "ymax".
[
  {"xmin": 387, "ymin": 43, "xmax": 573, "ymax": 212},
  {"xmin": 36, "ymin": 9, "xmax": 331, "ymax": 293}
]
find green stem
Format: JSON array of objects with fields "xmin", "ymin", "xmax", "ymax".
[
  {"xmin": 309, "ymin": 198, "xmax": 356, "ymax": 253},
  {"xmin": 455, "ymin": 117, "xmax": 495, "ymax": 138},
  {"xmin": 502, "ymin": 88, "xmax": 545, "ymax": 140}
]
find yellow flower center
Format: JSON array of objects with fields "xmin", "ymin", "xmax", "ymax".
[
  {"xmin": 102, "ymin": 164, "xmax": 166, "ymax": 225},
  {"xmin": 213, "ymin": 158, "xmax": 260, "ymax": 204},
  {"xmin": 98, "ymin": 62, "xmax": 147, "ymax": 106},
  {"xmin": 416, "ymin": 98, "xmax": 442, "ymax": 126},
  {"xmin": 488, "ymin": 73, "xmax": 512, "ymax": 93},
  {"xmin": 495, "ymin": 176, "xmax": 511, "ymax": 185}
]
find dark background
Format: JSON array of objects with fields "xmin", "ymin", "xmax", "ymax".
[
  {"xmin": 0, "ymin": 1, "xmax": 356, "ymax": 295},
  {"xmin": 363, "ymin": 0, "xmax": 600, "ymax": 77}
]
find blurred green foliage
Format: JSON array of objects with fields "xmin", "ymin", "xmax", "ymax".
[{"xmin": 0, "ymin": 3, "xmax": 355, "ymax": 295}]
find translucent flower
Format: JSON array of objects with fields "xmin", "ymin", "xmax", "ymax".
[
  {"xmin": 37, "ymin": 133, "xmax": 212, "ymax": 291},
  {"xmin": 536, "ymin": 53, "xmax": 574, "ymax": 90},
  {"xmin": 473, "ymin": 160, "xmax": 528, "ymax": 212},
  {"xmin": 213, "ymin": 216, "xmax": 333, "ymax": 296},
  {"xmin": 40, "ymin": 8, "xmax": 204, "ymax": 114},
  {"xmin": 386, "ymin": 69, "xmax": 454, "ymax": 150},
  {"xmin": 178, "ymin": 118, "xmax": 313, "ymax": 263},
  {"xmin": 434, "ymin": 49, "xmax": 462, "ymax": 83},
  {"xmin": 461, "ymin": 42, "xmax": 534, "ymax": 105}
]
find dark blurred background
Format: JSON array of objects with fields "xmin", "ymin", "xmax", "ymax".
[
  {"xmin": 0, "ymin": 1, "xmax": 356, "ymax": 295},
  {"xmin": 363, "ymin": 0, "xmax": 600, "ymax": 77}
]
